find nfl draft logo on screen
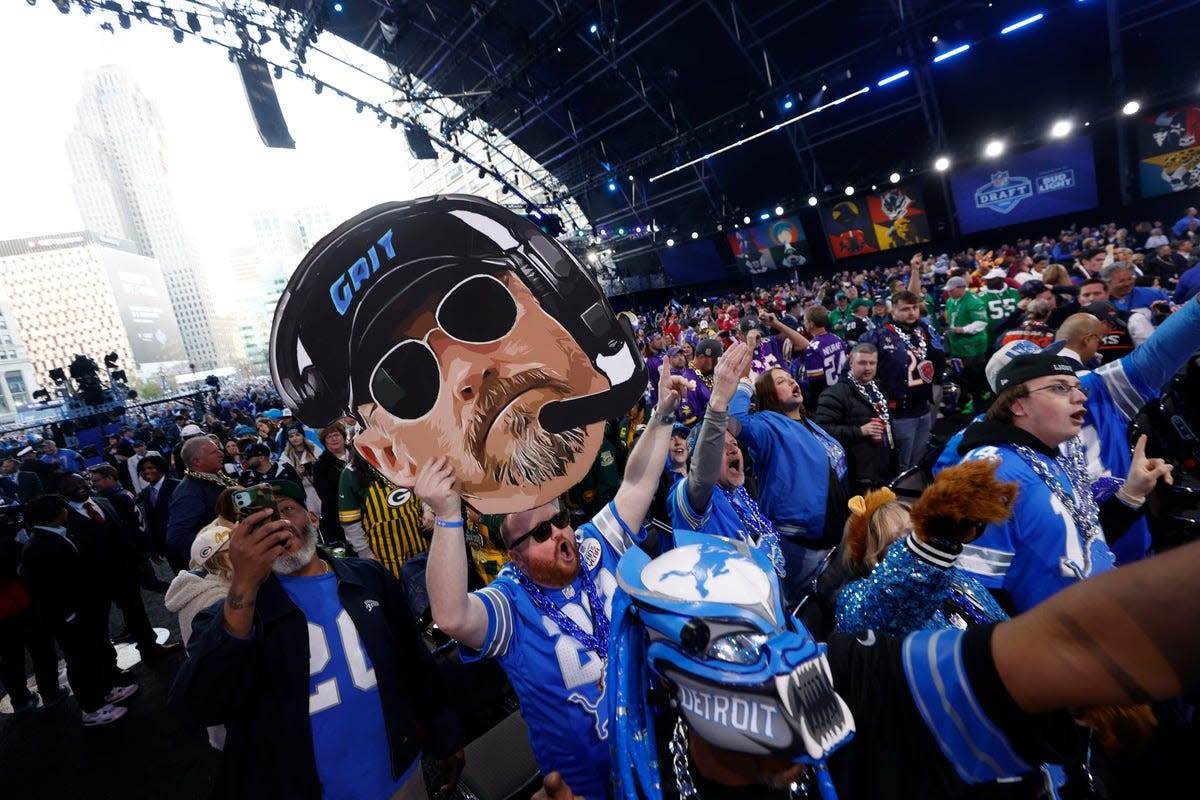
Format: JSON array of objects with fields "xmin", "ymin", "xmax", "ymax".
[{"xmin": 973, "ymin": 171, "xmax": 1033, "ymax": 214}]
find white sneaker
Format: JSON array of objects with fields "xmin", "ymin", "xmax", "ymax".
[
  {"xmin": 104, "ymin": 683, "xmax": 139, "ymax": 704},
  {"xmin": 81, "ymin": 703, "xmax": 128, "ymax": 727}
]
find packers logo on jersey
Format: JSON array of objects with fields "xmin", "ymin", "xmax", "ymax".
[{"xmin": 386, "ymin": 487, "xmax": 412, "ymax": 507}]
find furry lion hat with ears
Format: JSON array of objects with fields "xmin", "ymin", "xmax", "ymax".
[{"xmin": 910, "ymin": 459, "xmax": 1019, "ymax": 543}]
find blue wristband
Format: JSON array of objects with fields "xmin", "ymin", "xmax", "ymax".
[{"xmin": 435, "ymin": 517, "xmax": 464, "ymax": 528}]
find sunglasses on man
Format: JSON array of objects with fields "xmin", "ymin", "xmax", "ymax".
[{"xmin": 507, "ymin": 509, "xmax": 572, "ymax": 551}]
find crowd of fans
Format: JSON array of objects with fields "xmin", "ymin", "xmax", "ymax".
[{"xmin": 0, "ymin": 204, "xmax": 1198, "ymax": 799}]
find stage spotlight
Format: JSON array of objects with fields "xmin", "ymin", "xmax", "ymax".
[
  {"xmin": 666, "ymin": 238, "xmax": 675, "ymax": 247},
  {"xmin": 774, "ymin": 206, "xmax": 784, "ymax": 216},
  {"xmin": 691, "ymin": 231, "xmax": 699, "ymax": 239},
  {"xmin": 934, "ymin": 156, "xmax": 951, "ymax": 172},
  {"xmin": 607, "ymin": 180, "xmax": 618, "ymax": 192},
  {"xmin": 743, "ymin": 215, "xmax": 751, "ymax": 224},
  {"xmin": 187, "ymin": 11, "xmax": 200, "ymax": 32},
  {"xmin": 451, "ymin": 153, "xmax": 460, "ymax": 163},
  {"xmin": 355, "ymin": 102, "xmax": 364, "ymax": 114},
  {"xmin": 274, "ymin": 65, "xmax": 283, "ymax": 79},
  {"xmin": 889, "ymin": 172, "xmax": 901, "ymax": 183},
  {"xmin": 173, "ymin": 29, "xmax": 184, "ymax": 44},
  {"xmin": 844, "ymin": 186, "xmax": 855, "ymax": 196},
  {"xmin": 589, "ymin": 23, "xmax": 598, "ymax": 34},
  {"xmin": 315, "ymin": 82, "xmax": 323, "ymax": 94},
  {"xmin": 618, "ymin": 228, "xmax": 626, "ymax": 235},
  {"xmin": 1050, "ymin": 119, "xmax": 1072, "ymax": 138},
  {"xmin": 598, "ymin": 228, "xmax": 608, "ymax": 237},
  {"xmin": 984, "ymin": 139, "xmax": 1005, "ymax": 158},
  {"xmin": 759, "ymin": 212, "xmax": 770, "ymax": 220},
  {"xmin": 119, "ymin": 12, "xmax": 130, "ymax": 28},
  {"xmin": 479, "ymin": 167, "xmax": 487, "ymax": 179},
  {"xmin": 807, "ymin": 196, "xmax": 818, "ymax": 207},
  {"xmin": 1122, "ymin": 100, "xmax": 1140, "ymax": 116}
]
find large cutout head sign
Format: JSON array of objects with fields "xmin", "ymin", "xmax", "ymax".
[{"xmin": 270, "ymin": 195, "xmax": 646, "ymax": 514}]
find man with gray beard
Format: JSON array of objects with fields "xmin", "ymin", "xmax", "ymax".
[{"xmin": 170, "ymin": 480, "xmax": 464, "ymax": 799}]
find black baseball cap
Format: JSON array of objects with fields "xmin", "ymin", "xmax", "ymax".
[
  {"xmin": 1019, "ymin": 280, "xmax": 1048, "ymax": 299},
  {"xmin": 244, "ymin": 443, "xmax": 272, "ymax": 458},
  {"xmin": 995, "ymin": 353, "xmax": 1078, "ymax": 392},
  {"xmin": 695, "ymin": 339, "xmax": 724, "ymax": 359}
]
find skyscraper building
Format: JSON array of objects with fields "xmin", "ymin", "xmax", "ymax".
[
  {"xmin": 65, "ymin": 65, "xmax": 222, "ymax": 370},
  {"xmin": 0, "ymin": 232, "xmax": 188, "ymax": 393}
]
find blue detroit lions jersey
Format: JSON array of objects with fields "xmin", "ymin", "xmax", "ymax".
[
  {"xmin": 957, "ymin": 445, "xmax": 1115, "ymax": 613},
  {"xmin": 463, "ymin": 502, "xmax": 636, "ymax": 800},
  {"xmin": 278, "ymin": 571, "xmax": 416, "ymax": 800},
  {"xmin": 936, "ymin": 298, "xmax": 1200, "ymax": 563}
]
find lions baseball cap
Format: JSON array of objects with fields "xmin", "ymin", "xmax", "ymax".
[
  {"xmin": 944, "ymin": 276, "xmax": 969, "ymax": 290},
  {"xmin": 695, "ymin": 339, "xmax": 723, "ymax": 359},
  {"xmin": 190, "ymin": 519, "xmax": 233, "ymax": 569},
  {"xmin": 995, "ymin": 353, "xmax": 1078, "ymax": 392},
  {"xmin": 985, "ymin": 339, "xmax": 1043, "ymax": 392}
]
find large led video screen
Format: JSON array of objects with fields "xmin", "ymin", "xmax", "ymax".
[{"xmin": 949, "ymin": 135, "xmax": 1099, "ymax": 235}]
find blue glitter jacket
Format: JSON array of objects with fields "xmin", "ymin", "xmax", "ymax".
[{"xmin": 835, "ymin": 534, "xmax": 1008, "ymax": 636}]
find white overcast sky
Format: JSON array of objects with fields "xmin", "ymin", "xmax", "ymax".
[{"xmin": 0, "ymin": 2, "xmax": 421, "ymax": 284}]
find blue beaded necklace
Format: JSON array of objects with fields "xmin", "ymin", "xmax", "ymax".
[
  {"xmin": 512, "ymin": 552, "xmax": 610, "ymax": 659},
  {"xmin": 723, "ymin": 485, "xmax": 787, "ymax": 577}
]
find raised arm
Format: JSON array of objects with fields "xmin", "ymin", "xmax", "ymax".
[
  {"xmin": 613, "ymin": 360, "xmax": 690, "ymax": 529},
  {"xmin": 685, "ymin": 343, "xmax": 753, "ymax": 514},
  {"xmin": 418, "ymin": 457, "xmax": 489, "ymax": 650},
  {"xmin": 759, "ymin": 311, "xmax": 810, "ymax": 351},
  {"xmin": 992, "ymin": 536, "xmax": 1200, "ymax": 714},
  {"xmin": 908, "ymin": 253, "xmax": 924, "ymax": 296}
]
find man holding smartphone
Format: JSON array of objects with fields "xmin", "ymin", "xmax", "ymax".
[{"xmin": 170, "ymin": 480, "xmax": 464, "ymax": 799}]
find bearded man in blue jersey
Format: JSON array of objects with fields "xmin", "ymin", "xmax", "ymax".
[
  {"xmin": 421, "ymin": 364, "xmax": 689, "ymax": 799},
  {"xmin": 170, "ymin": 480, "xmax": 464, "ymax": 799}
]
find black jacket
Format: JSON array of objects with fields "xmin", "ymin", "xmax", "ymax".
[
  {"xmin": 2, "ymin": 470, "xmax": 42, "ymax": 503},
  {"xmin": 138, "ymin": 477, "xmax": 180, "ymax": 557},
  {"xmin": 19, "ymin": 459, "xmax": 57, "ymax": 493},
  {"xmin": 814, "ymin": 381, "xmax": 896, "ymax": 490},
  {"xmin": 97, "ymin": 485, "xmax": 147, "ymax": 554},
  {"xmin": 311, "ymin": 450, "xmax": 348, "ymax": 543},
  {"xmin": 169, "ymin": 555, "xmax": 463, "ymax": 799},
  {"xmin": 20, "ymin": 527, "xmax": 107, "ymax": 625}
]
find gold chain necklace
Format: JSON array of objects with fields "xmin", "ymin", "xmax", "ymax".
[{"xmin": 183, "ymin": 468, "xmax": 239, "ymax": 488}]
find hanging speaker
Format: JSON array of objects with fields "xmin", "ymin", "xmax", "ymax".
[
  {"xmin": 404, "ymin": 125, "xmax": 438, "ymax": 160},
  {"xmin": 237, "ymin": 55, "xmax": 295, "ymax": 149}
]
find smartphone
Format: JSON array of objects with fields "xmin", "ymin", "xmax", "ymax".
[{"xmin": 231, "ymin": 483, "xmax": 281, "ymax": 523}]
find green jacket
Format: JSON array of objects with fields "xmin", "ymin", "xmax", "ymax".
[{"xmin": 945, "ymin": 291, "xmax": 989, "ymax": 357}]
